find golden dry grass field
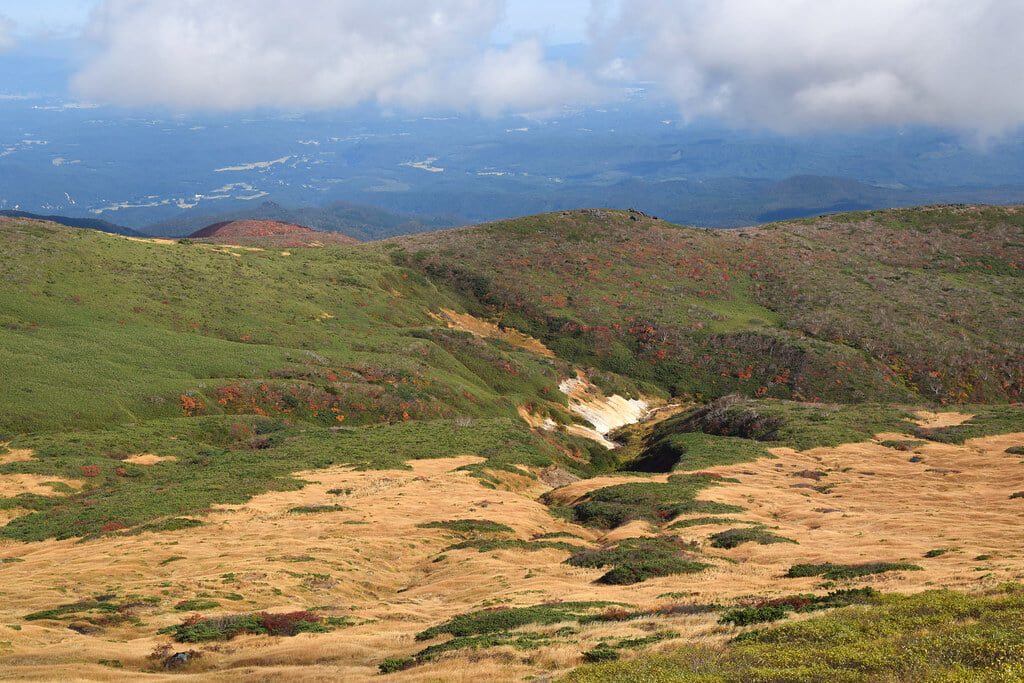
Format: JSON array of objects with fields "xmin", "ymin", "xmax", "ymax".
[{"xmin": 2, "ymin": 410, "xmax": 1023, "ymax": 681}]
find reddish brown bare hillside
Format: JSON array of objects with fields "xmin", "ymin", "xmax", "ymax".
[{"xmin": 188, "ymin": 219, "xmax": 358, "ymax": 247}]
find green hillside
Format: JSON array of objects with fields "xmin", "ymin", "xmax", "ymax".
[
  {"xmin": 395, "ymin": 204, "xmax": 1024, "ymax": 404},
  {"xmin": 0, "ymin": 217, "xmax": 597, "ymax": 541},
  {"xmin": 1, "ymin": 207, "xmax": 1022, "ymax": 541}
]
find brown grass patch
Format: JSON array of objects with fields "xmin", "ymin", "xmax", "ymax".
[
  {"xmin": 117, "ymin": 235, "xmax": 177, "ymax": 245},
  {"xmin": 913, "ymin": 410, "xmax": 973, "ymax": 429},
  {"xmin": 3, "ymin": 428, "xmax": 1024, "ymax": 681},
  {"xmin": 680, "ymin": 431, "xmax": 1024, "ymax": 597}
]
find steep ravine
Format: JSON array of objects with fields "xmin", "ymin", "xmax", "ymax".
[{"xmin": 557, "ymin": 373, "xmax": 651, "ymax": 448}]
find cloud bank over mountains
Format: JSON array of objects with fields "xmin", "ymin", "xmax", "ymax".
[
  {"xmin": 604, "ymin": 0, "xmax": 1024, "ymax": 136},
  {"xmin": 0, "ymin": 14, "xmax": 15, "ymax": 51},
  {"xmin": 67, "ymin": 0, "xmax": 1024, "ymax": 134},
  {"xmin": 72, "ymin": 0, "xmax": 597, "ymax": 115}
]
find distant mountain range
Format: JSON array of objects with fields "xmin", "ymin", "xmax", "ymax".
[
  {"xmin": 10, "ymin": 175, "xmax": 1024, "ymax": 243},
  {"xmin": 340, "ymin": 174, "xmax": 1024, "ymax": 228},
  {"xmin": 0, "ymin": 210, "xmax": 149, "ymax": 237}
]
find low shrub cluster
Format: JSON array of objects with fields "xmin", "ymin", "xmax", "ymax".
[
  {"xmin": 566, "ymin": 536, "xmax": 710, "ymax": 585},
  {"xmin": 786, "ymin": 561, "xmax": 923, "ymax": 580},
  {"xmin": 669, "ymin": 516, "xmax": 752, "ymax": 529},
  {"xmin": 563, "ymin": 475, "xmax": 743, "ymax": 530},
  {"xmin": 286, "ymin": 504, "xmax": 347, "ymax": 514},
  {"xmin": 415, "ymin": 602, "xmax": 621, "ymax": 641},
  {"xmin": 720, "ymin": 588, "xmax": 880, "ymax": 627},
  {"xmin": 444, "ymin": 538, "xmax": 584, "ymax": 553},
  {"xmin": 709, "ymin": 527, "xmax": 798, "ymax": 549},
  {"xmin": 879, "ymin": 439, "xmax": 926, "ymax": 451},
  {"xmin": 158, "ymin": 610, "xmax": 328, "ymax": 642},
  {"xmin": 417, "ymin": 519, "xmax": 515, "ymax": 536},
  {"xmin": 23, "ymin": 593, "xmax": 159, "ymax": 628},
  {"xmin": 174, "ymin": 599, "xmax": 219, "ymax": 612},
  {"xmin": 385, "ymin": 602, "xmax": 643, "ymax": 674}
]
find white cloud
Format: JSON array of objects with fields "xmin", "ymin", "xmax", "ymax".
[
  {"xmin": 71, "ymin": 0, "xmax": 598, "ymax": 115},
  {"xmin": 0, "ymin": 14, "xmax": 16, "ymax": 51},
  {"xmin": 379, "ymin": 39, "xmax": 600, "ymax": 116},
  {"xmin": 595, "ymin": 0, "xmax": 1024, "ymax": 135}
]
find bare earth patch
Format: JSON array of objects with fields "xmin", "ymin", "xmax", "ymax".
[
  {"xmin": 433, "ymin": 308, "xmax": 554, "ymax": 358},
  {"xmin": 123, "ymin": 453, "xmax": 178, "ymax": 465}
]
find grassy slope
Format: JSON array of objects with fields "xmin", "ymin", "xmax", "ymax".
[
  {"xmin": 564, "ymin": 585, "xmax": 1024, "ymax": 682},
  {"xmin": 0, "ymin": 217, "xmax": 591, "ymax": 540},
  {"xmin": 0, "ymin": 218, "xmax": 568, "ymax": 432},
  {"xmin": 395, "ymin": 204, "xmax": 1024, "ymax": 404}
]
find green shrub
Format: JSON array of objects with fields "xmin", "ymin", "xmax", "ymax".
[
  {"xmin": 174, "ymin": 599, "xmax": 219, "ymax": 611},
  {"xmin": 879, "ymin": 440, "xmax": 926, "ymax": 451},
  {"xmin": 914, "ymin": 407, "xmax": 1024, "ymax": 444},
  {"xmin": 583, "ymin": 645, "xmax": 621, "ymax": 662},
  {"xmin": 564, "ymin": 475, "xmax": 743, "ymax": 530},
  {"xmin": 378, "ymin": 656, "xmax": 414, "ymax": 674},
  {"xmin": 709, "ymin": 527, "xmax": 797, "ymax": 549},
  {"xmin": 286, "ymin": 504, "xmax": 347, "ymax": 514},
  {"xmin": 415, "ymin": 602, "xmax": 617, "ymax": 641},
  {"xmin": 417, "ymin": 519, "xmax": 515, "ymax": 536},
  {"xmin": 444, "ymin": 539, "xmax": 584, "ymax": 553},
  {"xmin": 669, "ymin": 516, "xmax": 752, "ymax": 529},
  {"xmin": 533, "ymin": 531, "xmax": 584, "ymax": 540},
  {"xmin": 566, "ymin": 536, "xmax": 709, "ymax": 585},
  {"xmin": 720, "ymin": 605, "xmax": 791, "ymax": 627},
  {"xmin": 158, "ymin": 611, "xmax": 326, "ymax": 642},
  {"xmin": 786, "ymin": 562, "xmax": 922, "ymax": 580}
]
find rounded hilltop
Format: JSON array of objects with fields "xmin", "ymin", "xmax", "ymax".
[{"xmin": 187, "ymin": 219, "xmax": 358, "ymax": 247}]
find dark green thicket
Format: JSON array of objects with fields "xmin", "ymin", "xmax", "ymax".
[
  {"xmin": 649, "ymin": 397, "xmax": 917, "ymax": 454},
  {"xmin": 785, "ymin": 562, "xmax": 923, "ymax": 580},
  {"xmin": 709, "ymin": 528, "xmax": 798, "ymax": 549},
  {"xmin": 559, "ymin": 475, "xmax": 743, "ymax": 530},
  {"xmin": 566, "ymin": 536, "xmax": 710, "ymax": 584},
  {"xmin": 415, "ymin": 602, "xmax": 618, "ymax": 640}
]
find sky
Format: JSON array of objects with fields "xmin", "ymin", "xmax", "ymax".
[{"xmin": 1, "ymin": 1, "xmax": 1023, "ymax": 136}]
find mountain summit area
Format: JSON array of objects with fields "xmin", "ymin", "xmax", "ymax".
[{"xmin": 187, "ymin": 219, "xmax": 359, "ymax": 247}]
